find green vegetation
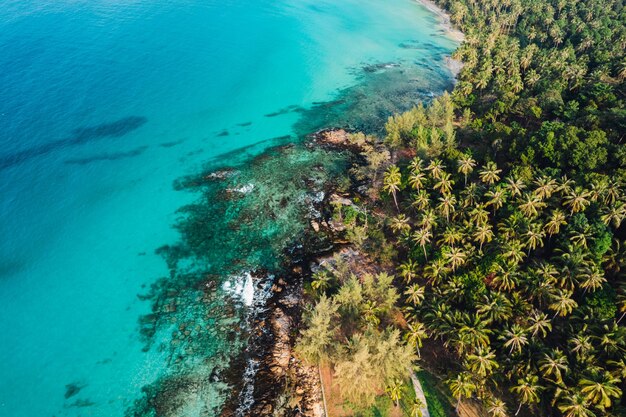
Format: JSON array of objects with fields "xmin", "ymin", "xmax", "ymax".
[{"xmin": 296, "ymin": 1, "xmax": 625, "ymax": 416}]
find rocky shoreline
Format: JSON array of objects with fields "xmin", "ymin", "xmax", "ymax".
[{"xmin": 216, "ymin": 129, "xmax": 366, "ymax": 417}]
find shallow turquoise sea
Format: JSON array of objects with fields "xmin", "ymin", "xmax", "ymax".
[{"xmin": 0, "ymin": 1, "xmax": 457, "ymax": 415}]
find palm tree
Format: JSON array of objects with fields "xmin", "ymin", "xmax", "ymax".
[
  {"xmin": 545, "ymin": 209, "xmax": 567, "ymax": 236},
  {"xmin": 524, "ymin": 224, "xmax": 545, "ymax": 253},
  {"xmin": 578, "ymin": 372, "xmax": 622, "ymax": 408},
  {"xmin": 404, "ymin": 284, "xmax": 425, "ymax": 305},
  {"xmin": 579, "ymin": 269, "xmax": 607, "ymax": 295},
  {"xmin": 486, "ymin": 398, "xmax": 508, "ymax": 417},
  {"xmin": 389, "ymin": 214, "xmax": 411, "ymax": 234},
  {"xmin": 519, "ymin": 193, "xmax": 546, "ymax": 217},
  {"xmin": 506, "ymin": 175, "xmax": 526, "ymax": 197},
  {"xmin": 383, "ymin": 165, "xmax": 402, "ymax": 210},
  {"xmin": 564, "ymin": 187, "xmax": 592, "ymax": 214},
  {"xmin": 549, "ymin": 290, "xmax": 578, "ymax": 319},
  {"xmin": 557, "ymin": 391, "xmax": 597, "ymax": 417},
  {"xmin": 404, "ymin": 321, "xmax": 428, "ymax": 357},
  {"xmin": 412, "ymin": 228, "xmax": 432, "ymax": 260},
  {"xmin": 434, "ymin": 172, "xmax": 455, "ymax": 195},
  {"xmin": 440, "ymin": 226, "xmax": 464, "ymax": 247},
  {"xmin": 424, "ymin": 258, "xmax": 448, "ymax": 285},
  {"xmin": 409, "ymin": 156, "xmax": 424, "ymax": 173},
  {"xmin": 410, "ymin": 398, "xmax": 425, "ymax": 417},
  {"xmin": 462, "ymin": 183, "xmax": 482, "ymax": 207},
  {"xmin": 469, "ymin": 205, "xmax": 490, "ymax": 225},
  {"xmin": 601, "ymin": 204, "xmax": 625, "ymax": 228},
  {"xmin": 539, "ymin": 349, "xmax": 569, "ymax": 385},
  {"xmin": 447, "ymin": 372, "xmax": 476, "ymax": 414},
  {"xmin": 427, "ymin": 158, "xmax": 446, "ymax": 180},
  {"xmin": 473, "ymin": 223, "xmax": 494, "ymax": 252},
  {"xmin": 444, "ymin": 246, "xmax": 467, "ymax": 271},
  {"xmin": 527, "ymin": 310, "xmax": 552, "ymax": 339},
  {"xmin": 420, "ymin": 209, "xmax": 438, "ymax": 231},
  {"xmin": 534, "ymin": 175, "xmax": 558, "ymax": 200},
  {"xmin": 510, "ymin": 374, "xmax": 542, "ymax": 416},
  {"xmin": 412, "ymin": 190, "xmax": 431, "ymax": 211},
  {"xmin": 500, "ymin": 324, "xmax": 528, "ymax": 355},
  {"xmin": 485, "ymin": 187, "xmax": 507, "ymax": 213},
  {"xmin": 409, "ymin": 170, "xmax": 427, "ymax": 191},
  {"xmin": 398, "ymin": 259, "xmax": 418, "ymax": 283},
  {"xmin": 466, "ymin": 346, "xmax": 499, "ymax": 377},
  {"xmin": 479, "ymin": 161, "xmax": 502, "ymax": 185},
  {"xmin": 386, "ymin": 380, "xmax": 403, "ymax": 407},
  {"xmin": 502, "ymin": 240, "xmax": 526, "ymax": 265},
  {"xmin": 458, "ymin": 153, "xmax": 477, "ymax": 186},
  {"xmin": 437, "ymin": 195, "xmax": 457, "ymax": 222}
]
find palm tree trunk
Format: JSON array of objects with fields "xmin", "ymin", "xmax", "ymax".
[
  {"xmin": 393, "ymin": 190, "xmax": 399, "ymax": 211},
  {"xmin": 515, "ymin": 402, "xmax": 523, "ymax": 416},
  {"xmin": 618, "ymin": 311, "xmax": 625, "ymax": 324}
]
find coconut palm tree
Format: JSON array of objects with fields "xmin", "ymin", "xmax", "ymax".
[
  {"xmin": 564, "ymin": 187, "xmax": 592, "ymax": 214},
  {"xmin": 404, "ymin": 284, "xmax": 425, "ymax": 305},
  {"xmin": 470, "ymin": 205, "xmax": 490, "ymax": 225},
  {"xmin": 600, "ymin": 204, "xmax": 625, "ymax": 228},
  {"xmin": 534, "ymin": 175, "xmax": 559, "ymax": 200},
  {"xmin": 434, "ymin": 172, "xmax": 455, "ymax": 195},
  {"xmin": 485, "ymin": 187, "xmax": 507, "ymax": 213},
  {"xmin": 398, "ymin": 259, "xmax": 418, "ymax": 283},
  {"xmin": 466, "ymin": 346, "xmax": 499, "ymax": 377},
  {"xmin": 462, "ymin": 183, "xmax": 482, "ymax": 207},
  {"xmin": 412, "ymin": 228, "xmax": 432, "ymax": 260},
  {"xmin": 409, "ymin": 156, "xmax": 424, "ymax": 173},
  {"xmin": 500, "ymin": 324, "xmax": 528, "ymax": 355},
  {"xmin": 458, "ymin": 153, "xmax": 477, "ymax": 186},
  {"xmin": 386, "ymin": 380, "xmax": 403, "ymax": 407},
  {"xmin": 389, "ymin": 214, "xmax": 411, "ymax": 234},
  {"xmin": 444, "ymin": 246, "xmax": 467, "ymax": 271},
  {"xmin": 424, "ymin": 258, "xmax": 448, "ymax": 285},
  {"xmin": 479, "ymin": 161, "xmax": 502, "ymax": 185},
  {"xmin": 486, "ymin": 398, "xmax": 508, "ymax": 417},
  {"xmin": 404, "ymin": 321, "xmax": 428, "ymax": 357},
  {"xmin": 447, "ymin": 372, "xmax": 476, "ymax": 414},
  {"xmin": 439, "ymin": 226, "xmax": 464, "ymax": 247},
  {"xmin": 578, "ymin": 372, "xmax": 622, "ymax": 409},
  {"xmin": 549, "ymin": 289, "xmax": 578, "ymax": 319},
  {"xmin": 409, "ymin": 170, "xmax": 427, "ymax": 191},
  {"xmin": 510, "ymin": 374, "xmax": 542, "ymax": 416},
  {"xmin": 427, "ymin": 158, "xmax": 446, "ymax": 180},
  {"xmin": 311, "ymin": 270, "xmax": 332, "ymax": 294},
  {"xmin": 437, "ymin": 194, "xmax": 457, "ymax": 222},
  {"xmin": 519, "ymin": 193, "xmax": 546, "ymax": 217},
  {"xmin": 473, "ymin": 223, "xmax": 494, "ymax": 252},
  {"xmin": 539, "ymin": 349, "xmax": 569, "ymax": 385},
  {"xmin": 412, "ymin": 190, "xmax": 431, "ymax": 211},
  {"xmin": 420, "ymin": 209, "xmax": 438, "ymax": 231},
  {"xmin": 557, "ymin": 391, "xmax": 597, "ymax": 417},
  {"xmin": 506, "ymin": 175, "xmax": 527, "ymax": 197},
  {"xmin": 545, "ymin": 209, "xmax": 567, "ymax": 236},
  {"xmin": 409, "ymin": 398, "xmax": 425, "ymax": 417},
  {"xmin": 527, "ymin": 310, "xmax": 552, "ymax": 338},
  {"xmin": 502, "ymin": 240, "xmax": 526, "ymax": 265},
  {"xmin": 524, "ymin": 224, "xmax": 546, "ymax": 253},
  {"xmin": 579, "ymin": 268, "xmax": 607, "ymax": 295},
  {"xmin": 383, "ymin": 165, "xmax": 402, "ymax": 210}
]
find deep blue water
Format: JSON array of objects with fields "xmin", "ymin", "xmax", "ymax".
[{"xmin": 0, "ymin": 1, "xmax": 457, "ymax": 416}]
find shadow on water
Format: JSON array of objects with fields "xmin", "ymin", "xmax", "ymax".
[
  {"xmin": 64, "ymin": 146, "xmax": 148, "ymax": 165},
  {"xmin": 0, "ymin": 116, "xmax": 147, "ymax": 170}
]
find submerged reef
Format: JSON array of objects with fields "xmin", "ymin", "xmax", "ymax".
[{"xmin": 127, "ymin": 60, "xmax": 454, "ymax": 416}]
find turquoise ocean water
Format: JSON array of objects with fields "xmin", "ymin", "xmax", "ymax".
[{"xmin": 0, "ymin": 1, "xmax": 457, "ymax": 416}]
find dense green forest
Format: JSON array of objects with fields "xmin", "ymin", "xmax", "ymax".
[{"xmin": 296, "ymin": 1, "xmax": 625, "ymax": 417}]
